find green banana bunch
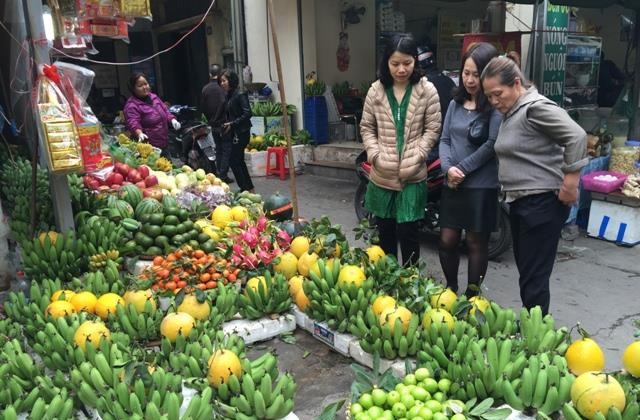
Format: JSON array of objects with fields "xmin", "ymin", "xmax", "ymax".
[
  {"xmin": 467, "ymin": 301, "xmax": 518, "ymax": 339},
  {"xmin": 212, "ymin": 282, "xmax": 240, "ymax": 321},
  {"xmin": 2, "ymin": 285, "xmax": 51, "ymax": 339},
  {"xmin": 302, "ymin": 257, "xmax": 343, "ymax": 321},
  {"xmin": 239, "ymin": 271, "xmax": 292, "ymax": 319},
  {"xmin": 78, "ymin": 215, "xmax": 127, "ymax": 257},
  {"xmin": 89, "ymin": 249, "xmax": 123, "ymax": 271},
  {"xmin": 19, "ymin": 229, "xmax": 85, "ymax": 283},
  {"xmin": 0, "ymin": 319, "xmax": 22, "ymax": 347},
  {"xmin": 0, "ymin": 158, "xmax": 54, "ymax": 234},
  {"xmin": 68, "ymin": 173, "xmax": 107, "ymax": 214},
  {"xmin": 353, "ymin": 306, "xmax": 422, "ymax": 360},
  {"xmin": 70, "ymin": 261, "xmax": 126, "ymax": 295},
  {"xmin": 226, "ymin": 352, "xmax": 296, "ymax": 419},
  {"xmin": 519, "ymin": 306, "xmax": 569, "ymax": 355},
  {"xmin": 31, "ymin": 314, "xmax": 88, "ymax": 372},
  {"xmin": 112, "ymin": 302, "xmax": 162, "ymax": 342},
  {"xmin": 92, "ymin": 368, "xmax": 184, "ymax": 420}
]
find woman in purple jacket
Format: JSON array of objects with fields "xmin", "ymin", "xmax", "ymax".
[{"xmin": 124, "ymin": 73, "xmax": 180, "ymax": 155}]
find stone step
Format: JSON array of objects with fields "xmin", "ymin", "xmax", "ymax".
[
  {"xmin": 312, "ymin": 141, "xmax": 363, "ymax": 165},
  {"xmin": 304, "ymin": 160, "xmax": 359, "ymax": 183}
]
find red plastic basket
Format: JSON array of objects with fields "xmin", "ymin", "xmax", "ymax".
[{"xmin": 581, "ymin": 171, "xmax": 628, "ymax": 193}]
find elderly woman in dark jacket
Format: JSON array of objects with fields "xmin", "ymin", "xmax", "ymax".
[{"xmin": 220, "ymin": 70, "xmax": 254, "ymax": 192}]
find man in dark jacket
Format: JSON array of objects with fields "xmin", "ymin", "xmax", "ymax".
[
  {"xmin": 417, "ymin": 46, "xmax": 455, "ymax": 122},
  {"xmin": 201, "ymin": 64, "xmax": 232, "ymax": 183}
]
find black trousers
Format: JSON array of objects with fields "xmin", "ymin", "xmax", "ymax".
[
  {"xmin": 228, "ymin": 130, "xmax": 254, "ymax": 192},
  {"xmin": 376, "ymin": 218, "xmax": 420, "ymax": 266},
  {"xmin": 509, "ymin": 192, "xmax": 569, "ymax": 315},
  {"xmin": 213, "ymin": 130, "xmax": 231, "ymax": 178}
]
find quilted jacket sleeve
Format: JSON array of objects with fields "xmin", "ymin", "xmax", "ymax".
[
  {"xmin": 360, "ymin": 86, "xmax": 380, "ymax": 164},
  {"xmin": 419, "ymin": 81, "xmax": 441, "ymax": 159}
]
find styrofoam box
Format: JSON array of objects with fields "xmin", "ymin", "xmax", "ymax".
[
  {"xmin": 245, "ymin": 150, "xmax": 268, "ymax": 177},
  {"xmin": 310, "ymin": 320, "xmax": 358, "ymax": 356},
  {"xmin": 127, "ymin": 258, "xmax": 152, "ymax": 276},
  {"xmin": 291, "ymin": 305, "xmax": 314, "ymax": 333},
  {"xmin": 348, "ymin": 341, "xmax": 414, "ymax": 377},
  {"xmin": 222, "ymin": 313, "xmax": 296, "ymax": 344},
  {"xmin": 587, "ymin": 193, "xmax": 640, "ymax": 246}
]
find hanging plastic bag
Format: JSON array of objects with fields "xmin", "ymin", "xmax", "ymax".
[{"xmin": 36, "ymin": 66, "xmax": 83, "ymax": 173}]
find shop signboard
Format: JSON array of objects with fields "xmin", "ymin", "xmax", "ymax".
[
  {"xmin": 462, "ymin": 32, "xmax": 522, "ymax": 56},
  {"xmin": 542, "ymin": 3, "xmax": 570, "ymax": 105}
]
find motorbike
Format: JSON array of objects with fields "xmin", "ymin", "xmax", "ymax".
[
  {"xmin": 354, "ymin": 150, "xmax": 511, "ymax": 260},
  {"xmin": 168, "ymin": 105, "xmax": 217, "ymax": 173}
]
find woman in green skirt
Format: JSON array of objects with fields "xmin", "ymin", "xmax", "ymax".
[{"xmin": 360, "ymin": 33, "xmax": 442, "ymax": 266}]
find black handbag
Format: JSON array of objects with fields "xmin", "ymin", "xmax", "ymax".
[{"xmin": 467, "ymin": 114, "xmax": 490, "ymax": 146}]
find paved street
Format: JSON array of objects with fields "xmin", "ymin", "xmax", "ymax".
[{"xmin": 248, "ymin": 170, "xmax": 640, "ymax": 420}]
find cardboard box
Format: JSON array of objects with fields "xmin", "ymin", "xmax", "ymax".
[{"xmin": 587, "ymin": 192, "xmax": 640, "ymax": 246}]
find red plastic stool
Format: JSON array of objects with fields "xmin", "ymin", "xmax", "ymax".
[{"xmin": 266, "ymin": 146, "xmax": 289, "ymax": 180}]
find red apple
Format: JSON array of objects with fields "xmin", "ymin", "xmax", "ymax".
[
  {"xmin": 105, "ymin": 171, "xmax": 119, "ymax": 186},
  {"xmin": 112, "ymin": 172, "xmax": 124, "ymax": 185},
  {"xmin": 83, "ymin": 175, "xmax": 100, "ymax": 190},
  {"xmin": 111, "ymin": 184, "xmax": 121, "ymax": 191},
  {"xmin": 138, "ymin": 165, "xmax": 150, "ymax": 178},
  {"xmin": 135, "ymin": 181, "xmax": 147, "ymax": 189},
  {"xmin": 127, "ymin": 169, "xmax": 142, "ymax": 183},
  {"xmin": 113, "ymin": 162, "xmax": 124, "ymax": 174},
  {"xmin": 142, "ymin": 188, "xmax": 153, "ymax": 198},
  {"xmin": 117, "ymin": 163, "xmax": 130, "ymax": 176},
  {"xmin": 122, "ymin": 181, "xmax": 132, "ymax": 186},
  {"xmin": 144, "ymin": 175, "xmax": 158, "ymax": 187}
]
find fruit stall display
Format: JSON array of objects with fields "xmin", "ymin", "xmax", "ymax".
[{"xmin": 1, "ymin": 156, "xmax": 639, "ymax": 419}]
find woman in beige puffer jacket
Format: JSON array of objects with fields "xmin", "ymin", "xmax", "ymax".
[{"xmin": 360, "ymin": 33, "xmax": 441, "ymax": 266}]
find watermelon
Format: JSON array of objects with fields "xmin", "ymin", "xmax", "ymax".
[
  {"xmin": 119, "ymin": 184, "xmax": 143, "ymax": 208},
  {"xmin": 264, "ymin": 192, "xmax": 293, "ymax": 221},
  {"xmin": 113, "ymin": 200, "xmax": 134, "ymax": 219},
  {"xmin": 135, "ymin": 197, "xmax": 164, "ymax": 219},
  {"xmin": 161, "ymin": 195, "xmax": 178, "ymax": 209}
]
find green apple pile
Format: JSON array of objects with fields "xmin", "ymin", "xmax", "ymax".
[{"xmin": 350, "ymin": 367, "xmax": 466, "ymax": 420}]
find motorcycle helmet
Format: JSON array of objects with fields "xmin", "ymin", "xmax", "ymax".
[{"xmin": 417, "ymin": 46, "xmax": 435, "ymax": 71}]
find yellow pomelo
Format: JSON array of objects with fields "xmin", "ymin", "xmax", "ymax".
[
  {"xmin": 430, "ymin": 288, "xmax": 458, "ymax": 312},
  {"xmin": 51, "ymin": 289, "xmax": 75, "ymax": 302},
  {"xmin": 622, "ymin": 341, "xmax": 640, "ymax": 378},
  {"xmin": 422, "ymin": 308, "xmax": 455, "ymax": 331},
  {"xmin": 288, "ymin": 275, "xmax": 306, "ymax": 298},
  {"xmin": 379, "ymin": 306, "xmax": 412, "ymax": 333},
  {"xmin": 46, "ymin": 300, "xmax": 76, "ymax": 318},
  {"xmin": 211, "ymin": 204, "xmax": 233, "ymax": 228},
  {"xmin": 295, "ymin": 288, "xmax": 310, "ymax": 311},
  {"xmin": 366, "ymin": 245, "xmax": 386, "ymax": 263},
  {"xmin": 566, "ymin": 337, "xmax": 606, "ymax": 376},
  {"xmin": 74, "ymin": 320, "xmax": 111, "ymax": 351},
  {"xmin": 297, "ymin": 252, "xmax": 318, "ymax": 277},
  {"xmin": 571, "ymin": 372, "xmax": 625, "ymax": 419},
  {"xmin": 372, "ymin": 295, "xmax": 397, "ymax": 317},
  {"xmin": 274, "ymin": 252, "xmax": 298, "ymax": 279},
  {"xmin": 230, "ymin": 206, "xmax": 249, "ymax": 222},
  {"xmin": 177, "ymin": 295, "xmax": 211, "ymax": 320},
  {"xmin": 160, "ymin": 312, "xmax": 196, "ymax": 342},
  {"xmin": 289, "ymin": 236, "xmax": 310, "ymax": 258},
  {"xmin": 70, "ymin": 291, "xmax": 98, "ymax": 313},
  {"xmin": 123, "ymin": 289, "xmax": 156, "ymax": 313},
  {"xmin": 208, "ymin": 349, "xmax": 242, "ymax": 388},
  {"xmin": 94, "ymin": 293, "xmax": 125, "ymax": 320},
  {"xmin": 337, "ymin": 265, "xmax": 366, "ymax": 288}
]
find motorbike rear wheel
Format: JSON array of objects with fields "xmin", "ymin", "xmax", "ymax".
[
  {"xmin": 354, "ymin": 180, "xmax": 373, "ymax": 222},
  {"xmin": 487, "ymin": 207, "xmax": 511, "ymax": 259}
]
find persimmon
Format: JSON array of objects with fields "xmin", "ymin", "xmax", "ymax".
[
  {"xmin": 153, "ymin": 256, "xmax": 164, "ymax": 266},
  {"xmin": 165, "ymin": 281, "xmax": 177, "ymax": 290},
  {"xmin": 206, "ymin": 281, "xmax": 217, "ymax": 289}
]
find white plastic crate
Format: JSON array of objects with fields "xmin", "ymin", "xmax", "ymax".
[
  {"xmin": 347, "ymin": 341, "xmax": 414, "ymax": 377},
  {"xmin": 587, "ymin": 192, "xmax": 640, "ymax": 246},
  {"xmin": 222, "ymin": 313, "xmax": 296, "ymax": 344},
  {"xmin": 291, "ymin": 305, "xmax": 314, "ymax": 333}
]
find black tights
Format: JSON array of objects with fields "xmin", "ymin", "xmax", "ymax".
[
  {"xmin": 438, "ymin": 228, "xmax": 489, "ymax": 297},
  {"xmin": 377, "ymin": 218, "xmax": 420, "ymax": 267}
]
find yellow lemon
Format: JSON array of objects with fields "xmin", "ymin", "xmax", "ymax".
[
  {"xmin": 289, "ymin": 236, "xmax": 310, "ymax": 258},
  {"xmin": 366, "ymin": 245, "xmax": 386, "ymax": 263},
  {"xmin": 274, "ymin": 252, "xmax": 298, "ymax": 279},
  {"xmin": 70, "ymin": 291, "xmax": 98, "ymax": 313}
]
